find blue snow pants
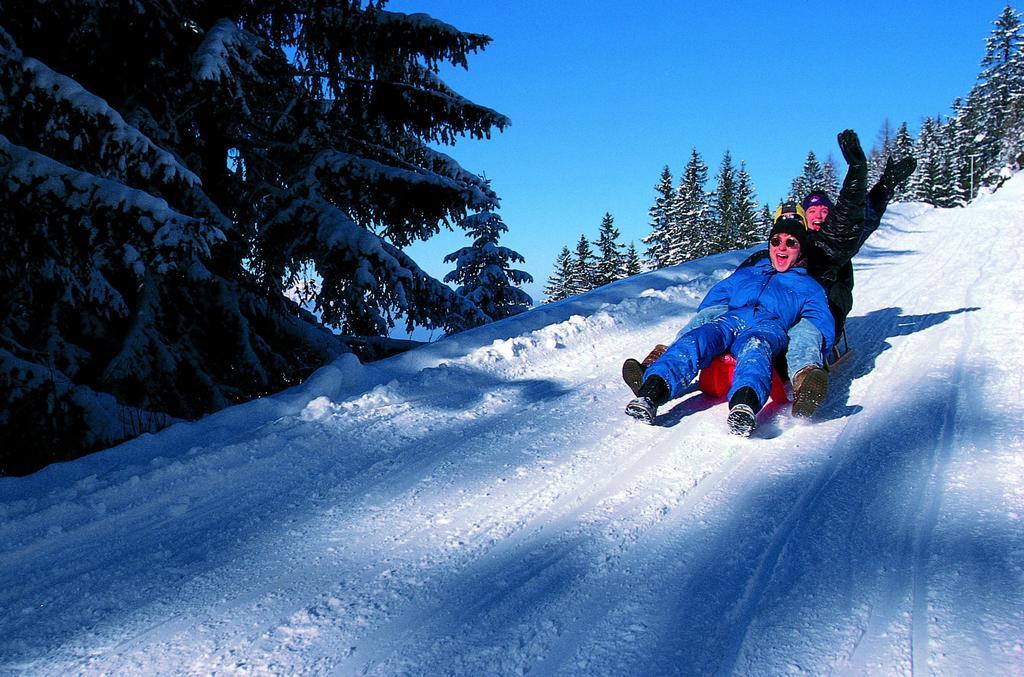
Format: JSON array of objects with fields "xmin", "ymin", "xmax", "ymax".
[
  {"xmin": 646, "ymin": 312, "xmax": 788, "ymax": 407},
  {"xmin": 678, "ymin": 306, "xmax": 825, "ymax": 378}
]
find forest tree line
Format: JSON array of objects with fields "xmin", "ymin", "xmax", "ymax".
[{"xmin": 543, "ymin": 4, "xmax": 1024, "ymax": 303}]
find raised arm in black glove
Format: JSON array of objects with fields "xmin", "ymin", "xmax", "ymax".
[
  {"xmin": 814, "ymin": 130, "xmax": 867, "ymax": 267},
  {"xmin": 837, "ymin": 128, "xmax": 867, "ymax": 167},
  {"xmin": 880, "ymin": 155, "xmax": 917, "ymax": 194}
]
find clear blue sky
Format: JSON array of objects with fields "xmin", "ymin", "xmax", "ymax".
[{"xmin": 392, "ymin": 0, "xmax": 1009, "ymax": 312}]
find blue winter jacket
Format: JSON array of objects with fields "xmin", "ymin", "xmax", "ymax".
[{"xmin": 698, "ymin": 257, "xmax": 836, "ymax": 351}]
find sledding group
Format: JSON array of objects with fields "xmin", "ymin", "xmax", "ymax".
[{"xmin": 623, "ymin": 129, "xmax": 916, "ymax": 436}]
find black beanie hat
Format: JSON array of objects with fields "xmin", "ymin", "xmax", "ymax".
[{"xmin": 769, "ymin": 213, "xmax": 810, "ymax": 252}]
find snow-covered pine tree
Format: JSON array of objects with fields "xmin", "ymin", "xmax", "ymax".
[
  {"xmin": 821, "ymin": 154, "xmax": 839, "ymax": 200},
  {"xmin": 760, "ymin": 203, "xmax": 775, "ymax": 236},
  {"xmin": 443, "ymin": 212, "xmax": 533, "ymax": 329},
  {"xmin": 593, "ymin": 212, "xmax": 625, "ymax": 287},
  {"xmin": 891, "ymin": 122, "xmax": 917, "ymax": 201},
  {"xmin": 566, "ymin": 234, "xmax": 596, "ymax": 296},
  {"xmin": 622, "ymin": 242, "xmax": 643, "ymax": 277},
  {"xmin": 789, "ymin": 151, "xmax": 824, "ymax": 202},
  {"xmin": 974, "ymin": 4, "xmax": 1024, "ymax": 180},
  {"xmin": 643, "ymin": 165, "xmax": 675, "ymax": 269},
  {"xmin": 733, "ymin": 162, "xmax": 763, "ymax": 248},
  {"xmin": 943, "ymin": 99, "xmax": 974, "ymax": 206},
  {"xmin": 544, "ymin": 246, "xmax": 573, "ymax": 303},
  {"xmin": 672, "ymin": 149, "xmax": 711, "ymax": 264},
  {"xmin": 937, "ymin": 116, "xmax": 963, "ymax": 207},
  {"xmin": 0, "ymin": 2, "xmax": 505, "ymax": 473},
  {"xmin": 868, "ymin": 119, "xmax": 895, "ymax": 186},
  {"xmin": 909, "ymin": 116, "xmax": 950, "ymax": 206},
  {"xmin": 710, "ymin": 150, "xmax": 737, "ymax": 253}
]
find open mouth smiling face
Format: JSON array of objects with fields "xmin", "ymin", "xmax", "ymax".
[{"xmin": 769, "ymin": 234, "xmax": 801, "ymax": 272}]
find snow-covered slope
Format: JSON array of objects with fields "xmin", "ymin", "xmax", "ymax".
[{"xmin": 3, "ymin": 177, "xmax": 1024, "ymax": 675}]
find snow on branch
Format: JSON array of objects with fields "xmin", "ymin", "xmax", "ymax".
[
  {"xmin": 0, "ymin": 135, "xmax": 224, "ymax": 271},
  {"xmin": 306, "ymin": 149, "xmax": 496, "ymax": 241},
  {"xmin": 192, "ymin": 18, "xmax": 263, "ymax": 83},
  {"xmin": 0, "ymin": 33, "xmax": 200, "ymax": 188},
  {"xmin": 267, "ymin": 194, "xmax": 487, "ymax": 334}
]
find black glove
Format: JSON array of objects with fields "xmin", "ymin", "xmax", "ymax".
[
  {"xmin": 837, "ymin": 129, "xmax": 866, "ymax": 166},
  {"xmin": 880, "ymin": 156, "xmax": 917, "ymax": 191}
]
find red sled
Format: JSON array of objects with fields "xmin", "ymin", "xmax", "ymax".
[{"xmin": 697, "ymin": 353, "xmax": 789, "ymax": 403}]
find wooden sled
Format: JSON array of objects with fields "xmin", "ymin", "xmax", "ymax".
[{"xmin": 825, "ymin": 329, "xmax": 853, "ymax": 370}]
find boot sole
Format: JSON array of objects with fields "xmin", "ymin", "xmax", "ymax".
[
  {"xmin": 622, "ymin": 358, "xmax": 645, "ymax": 396},
  {"xmin": 792, "ymin": 369, "xmax": 829, "ymax": 418},
  {"xmin": 727, "ymin": 409, "xmax": 756, "ymax": 437},
  {"xmin": 625, "ymin": 399, "xmax": 655, "ymax": 424}
]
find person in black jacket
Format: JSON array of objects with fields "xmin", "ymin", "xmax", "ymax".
[{"xmin": 801, "ymin": 154, "xmax": 917, "ymax": 338}]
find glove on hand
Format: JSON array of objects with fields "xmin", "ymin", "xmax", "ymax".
[
  {"xmin": 837, "ymin": 129, "xmax": 866, "ymax": 166},
  {"xmin": 881, "ymin": 156, "xmax": 917, "ymax": 191}
]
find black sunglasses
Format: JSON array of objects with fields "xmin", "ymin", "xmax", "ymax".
[{"xmin": 770, "ymin": 236, "xmax": 800, "ymax": 249}]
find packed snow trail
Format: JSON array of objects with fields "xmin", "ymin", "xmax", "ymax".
[{"xmin": 2, "ymin": 178, "xmax": 1024, "ymax": 675}]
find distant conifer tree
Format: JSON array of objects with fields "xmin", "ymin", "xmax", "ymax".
[
  {"xmin": 910, "ymin": 117, "xmax": 948, "ymax": 205},
  {"xmin": 789, "ymin": 151, "xmax": 824, "ymax": 202},
  {"xmin": 820, "ymin": 154, "xmax": 839, "ymax": 200},
  {"xmin": 710, "ymin": 150, "xmax": 738, "ymax": 253},
  {"xmin": 868, "ymin": 119, "xmax": 895, "ymax": 186},
  {"xmin": 644, "ymin": 165, "xmax": 675, "ymax": 269},
  {"xmin": 622, "ymin": 242, "xmax": 643, "ymax": 277},
  {"xmin": 672, "ymin": 148, "xmax": 711, "ymax": 263},
  {"xmin": 443, "ymin": 212, "xmax": 533, "ymax": 331},
  {"xmin": 593, "ymin": 212, "xmax": 625, "ymax": 287},
  {"xmin": 733, "ymin": 162, "xmax": 763, "ymax": 248},
  {"xmin": 974, "ymin": 4, "xmax": 1024, "ymax": 178},
  {"xmin": 760, "ymin": 203, "xmax": 775, "ymax": 235},
  {"xmin": 891, "ymin": 122, "xmax": 917, "ymax": 201},
  {"xmin": 544, "ymin": 247, "xmax": 574, "ymax": 303},
  {"xmin": 566, "ymin": 234, "xmax": 596, "ymax": 296}
]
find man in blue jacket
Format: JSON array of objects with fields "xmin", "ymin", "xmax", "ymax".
[{"xmin": 626, "ymin": 211, "xmax": 835, "ymax": 436}]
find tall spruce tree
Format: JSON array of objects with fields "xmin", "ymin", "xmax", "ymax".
[
  {"xmin": 760, "ymin": 203, "xmax": 775, "ymax": 237},
  {"xmin": 0, "ymin": 2, "xmax": 506, "ymax": 473},
  {"xmin": 566, "ymin": 234, "xmax": 595, "ymax": 296},
  {"xmin": 443, "ymin": 212, "xmax": 533, "ymax": 330},
  {"xmin": 868, "ymin": 119, "xmax": 895, "ymax": 186},
  {"xmin": 943, "ymin": 99, "xmax": 974, "ymax": 206},
  {"xmin": 789, "ymin": 151, "xmax": 825, "ymax": 202},
  {"xmin": 593, "ymin": 212, "xmax": 625, "ymax": 287},
  {"xmin": 975, "ymin": 4, "xmax": 1024, "ymax": 178},
  {"xmin": 733, "ymin": 162, "xmax": 763, "ymax": 248},
  {"xmin": 891, "ymin": 122, "xmax": 917, "ymax": 201},
  {"xmin": 710, "ymin": 151, "xmax": 738, "ymax": 253},
  {"xmin": 644, "ymin": 165, "xmax": 675, "ymax": 269},
  {"xmin": 623, "ymin": 242, "xmax": 643, "ymax": 277},
  {"xmin": 821, "ymin": 154, "xmax": 839, "ymax": 200},
  {"xmin": 910, "ymin": 116, "xmax": 949, "ymax": 205},
  {"xmin": 672, "ymin": 148, "xmax": 711, "ymax": 264},
  {"xmin": 544, "ymin": 247, "xmax": 573, "ymax": 303}
]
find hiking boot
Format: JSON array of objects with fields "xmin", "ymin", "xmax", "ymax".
[
  {"xmin": 727, "ymin": 404, "xmax": 757, "ymax": 437},
  {"xmin": 621, "ymin": 358, "xmax": 645, "ymax": 396},
  {"xmin": 625, "ymin": 375, "xmax": 670, "ymax": 424},
  {"xmin": 622, "ymin": 345, "xmax": 667, "ymax": 396},
  {"xmin": 791, "ymin": 365, "xmax": 829, "ymax": 418},
  {"xmin": 626, "ymin": 396, "xmax": 658, "ymax": 423},
  {"xmin": 727, "ymin": 386, "xmax": 761, "ymax": 436}
]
